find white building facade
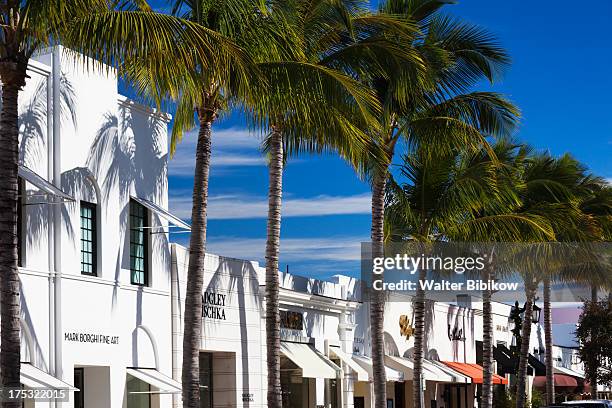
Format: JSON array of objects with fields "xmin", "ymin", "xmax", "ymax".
[{"xmin": 15, "ymin": 47, "xmax": 183, "ymax": 408}]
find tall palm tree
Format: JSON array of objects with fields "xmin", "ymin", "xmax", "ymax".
[
  {"xmin": 385, "ymin": 139, "xmax": 552, "ymax": 408},
  {"xmin": 165, "ymin": 1, "xmax": 401, "ymax": 406},
  {"xmin": 509, "ymin": 154, "xmax": 607, "ymax": 408},
  {"xmin": 542, "ymin": 175, "xmax": 612, "ymax": 404},
  {"xmin": 161, "ymin": 1, "xmax": 284, "ymax": 406},
  {"xmin": 364, "ymin": 1, "xmax": 517, "ymax": 405},
  {"xmin": 252, "ymin": 1, "xmax": 420, "ymax": 406},
  {"xmin": 0, "ymin": 2, "xmax": 249, "ymax": 405}
]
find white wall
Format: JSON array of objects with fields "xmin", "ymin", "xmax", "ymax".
[
  {"xmin": 171, "ymin": 245, "xmax": 265, "ymax": 408},
  {"xmin": 15, "ymin": 47, "xmax": 173, "ymax": 408}
]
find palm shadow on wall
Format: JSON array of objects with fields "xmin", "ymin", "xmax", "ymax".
[
  {"xmin": 19, "ymin": 73, "xmax": 78, "ymax": 251},
  {"xmin": 19, "ymin": 281, "xmax": 47, "ymax": 369},
  {"xmin": 83, "ymin": 103, "xmax": 169, "ymax": 307}
]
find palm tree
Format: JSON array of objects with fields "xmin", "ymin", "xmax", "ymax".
[
  {"xmin": 0, "ymin": 2, "xmax": 250, "ymax": 404},
  {"xmin": 164, "ymin": 1, "xmax": 401, "ymax": 406},
  {"xmin": 150, "ymin": 2, "xmax": 311, "ymax": 406},
  {"xmin": 365, "ymin": 1, "xmax": 517, "ymax": 405},
  {"xmin": 252, "ymin": 2, "xmax": 420, "ymax": 407},
  {"xmin": 542, "ymin": 175, "xmax": 612, "ymax": 404},
  {"xmin": 385, "ymin": 139, "xmax": 552, "ymax": 408},
  {"xmin": 509, "ymin": 154, "xmax": 609, "ymax": 408}
]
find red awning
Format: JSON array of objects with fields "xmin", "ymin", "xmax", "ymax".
[
  {"xmin": 533, "ymin": 374, "xmax": 578, "ymax": 388},
  {"xmin": 441, "ymin": 362, "xmax": 508, "ymax": 385}
]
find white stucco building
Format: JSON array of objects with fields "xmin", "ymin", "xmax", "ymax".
[{"xmin": 15, "ymin": 47, "xmax": 186, "ymax": 408}]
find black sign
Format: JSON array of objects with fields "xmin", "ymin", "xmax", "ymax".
[
  {"xmin": 64, "ymin": 332, "xmax": 119, "ymax": 345},
  {"xmin": 202, "ymin": 292, "xmax": 227, "ymax": 320}
]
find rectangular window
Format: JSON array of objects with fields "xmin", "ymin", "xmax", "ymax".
[
  {"xmin": 126, "ymin": 374, "xmax": 150, "ymax": 408},
  {"xmin": 80, "ymin": 201, "xmax": 97, "ymax": 276},
  {"xmin": 280, "ymin": 310, "xmax": 303, "ymax": 330},
  {"xmin": 130, "ymin": 200, "xmax": 148, "ymax": 286}
]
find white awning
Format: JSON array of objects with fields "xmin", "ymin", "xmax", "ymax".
[
  {"xmin": 329, "ymin": 346, "xmax": 369, "ymax": 382},
  {"xmin": 384, "ymin": 356, "xmax": 470, "ymax": 383},
  {"xmin": 18, "ymin": 165, "xmax": 74, "ymax": 203},
  {"xmin": 280, "ymin": 342, "xmax": 340, "ymax": 379},
  {"xmin": 130, "ymin": 196, "xmax": 190, "ymax": 231},
  {"xmin": 353, "ymin": 355, "xmax": 404, "ymax": 382},
  {"xmin": 20, "ymin": 363, "xmax": 78, "ymax": 391},
  {"xmin": 126, "ymin": 368, "xmax": 182, "ymax": 394},
  {"xmin": 554, "ymin": 366, "xmax": 585, "ymax": 379}
]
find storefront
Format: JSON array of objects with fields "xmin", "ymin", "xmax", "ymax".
[{"xmin": 171, "ymin": 245, "xmax": 363, "ymax": 408}]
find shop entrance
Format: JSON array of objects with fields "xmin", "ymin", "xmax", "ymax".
[
  {"xmin": 74, "ymin": 366, "xmax": 111, "ymax": 408},
  {"xmin": 198, "ymin": 351, "xmax": 237, "ymax": 408},
  {"xmin": 443, "ymin": 384, "xmax": 471, "ymax": 408}
]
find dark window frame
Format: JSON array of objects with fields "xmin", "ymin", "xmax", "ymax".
[
  {"xmin": 80, "ymin": 201, "xmax": 97, "ymax": 276},
  {"xmin": 129, "ymin": 200, "xmax": 149, "ymax": 286},
  {"xmin": 199, "ymin": 352, "xmax": 213, "ymax": 408},
  {"xmin": 74, "ymin": 368, "xmax": 84, "ymax": 408}
]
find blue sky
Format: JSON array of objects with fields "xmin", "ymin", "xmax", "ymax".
[{"xmin": 145, "ymin": 1, "xmax": 612, "ymax": 280}]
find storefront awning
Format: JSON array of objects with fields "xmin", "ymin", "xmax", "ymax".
[
  {"xmin": 554, "ymin": 366, "xmax": 585, "ymax": 379},
  {"xmin": 18, "ymin": 165, "xmax": 74, "ymax": 203},
  {"xmin": 329, "ymin": 346, "xmax": 369, "ymax": 382},
  {"xmin": 352, "ymin": 355, "xmax": 404, "ymax": 382},
  {"xmin": 428, "ymin": 360, "xmax": 472, "ymax": 384},
  {"xmin": 126, "ymin": 368, "xmax": 182, "ymax": 394},
  {"xmin": 533, "ymin": 374, "xmax": 578, "ymax": 388},
  {"xmin": 21, "ymin": 363, "xmax": 78, "ymax": 391},
  {"xmin": 280, "ymin": 342, "xmax": 340, "ymax": 379},
  {"xmin": 130, "ymin": 196, "xmax": 191, "ymax": 231},
  {"xmin": 385, "ymin": 356, "xmax": 470, "ymax": 383},
  {"xmin": 441, "ymin": 361, "xmax": 508, "ymax": 385}
]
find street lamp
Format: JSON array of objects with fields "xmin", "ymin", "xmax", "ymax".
[
  {"xmin": 511, "ymin": 300, "xmax": 541, "ymax": 324},
  {"xmin": 531, "ymin": 302, "xmax": 541, "ymax": 323}
]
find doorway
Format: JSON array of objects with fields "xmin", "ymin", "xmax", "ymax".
[{"xmin": 74, "ymin": 368, "xmax": 84, "ymax": 408}]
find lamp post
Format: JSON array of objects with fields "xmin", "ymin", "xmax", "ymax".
[{"xmin": 531, "ymin": 302, "xmax": 541, "ymax": 324}]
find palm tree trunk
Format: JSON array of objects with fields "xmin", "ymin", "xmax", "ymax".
[
  {"xmin": 265, "ymin": 128, "xmax": 283, "ymax": 408},
  {"xmin": 0, "ymin": 80, "xmax": 23, "ymax": 408},
  {"xmin": 481, "ymin": 268, "xmax": 494, "ymax": 408},
  {"xmin": 515, "ymin": 282, "xmax": 536, "ymax": 408},
  {"xmin": 413, "ymin": 268, "xmax": 427, "ymax": 408},
  {"xmin": 588, "ymin": 287, "xmax": 598, "ymax": 398},
  {"xmin": 543, "ymin": 277, "xmax": 555, "ymax": 405},
  {"xmin": 370, "ymin": 171, "xmax": 387, "ymax": 408},
  {"xmin": 181, "ymin": 111, "xmax": 214, "ymax": 408}
]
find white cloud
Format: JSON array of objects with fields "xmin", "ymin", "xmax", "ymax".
[
  {"xmin": 203, "ymin": 235, "xmax": 365, "ymax": 264},
  {"xmin": 168, "ymin": 127, "xmax": 265, "ymax": 177},
  {"xmin": 169, "ymin": 192, "xmax": 372, "ymax": 219}
]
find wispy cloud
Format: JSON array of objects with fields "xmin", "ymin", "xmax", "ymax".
[
  {"xmin": 169, "ymin": 192, "xmax": 372, "ymax": 219},
  {"xmin": 203, "ymin": 235, "xmax": 365, "ymax": 264},
  {"xmin": 168, "ymin": 127, "xmax": 265, "ymax": 177}
]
